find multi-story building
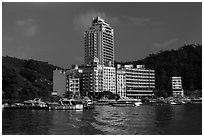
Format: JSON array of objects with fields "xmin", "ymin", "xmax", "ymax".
[
  {"xmin": 52, "ymin": 69, "xmax": 67, "ymax": 97},
  {"xmin": 66, "ymin": 65, "xmax": 83, "ymax": 97},
  {"xmin": 82, "ymin": 16, "xmax": 116, "ymax": 96},
  {"xmin": 172, "ymin": 76, "xmax": 184, "ymax": 97},
  {"xmin": 121, "ymin": 64, "xmax": 155, "ymax": 98},
  {"xmin": 116, "ymin": 65, "xmax": 126, "ymax": 97},
  {"xmin": 84, "ymin": 16, "xmax": 114, "ymax": 67}
]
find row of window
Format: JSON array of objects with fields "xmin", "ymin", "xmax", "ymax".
[{"xmin": 103, "ymin": 32, "xmax": 113, "ymax": 37}]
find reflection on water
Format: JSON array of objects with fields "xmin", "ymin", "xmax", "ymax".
[{"xmin": 2, "ymin": 104, "xmax": 202, "ymax": 135}]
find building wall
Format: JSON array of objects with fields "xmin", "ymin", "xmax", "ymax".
[
  {"xmin": 52, "ymin": 70, "xmax": 67, "ymax": 97},
  {"xmin": 103, "ymin": 66, "xmax": 116, "ymax": 93},
  {"xmin": 116, "ymin": 69, "xmax": 126, "ymax": 97}
]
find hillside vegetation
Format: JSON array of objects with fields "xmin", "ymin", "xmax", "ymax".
[{"xmin": 2, "ymin": 56, "xmax": 61, "ymax": 102}]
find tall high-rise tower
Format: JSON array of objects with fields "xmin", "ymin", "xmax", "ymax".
[{"xmin": 84, "ymin": 16, "xmax": 114, "ymax": 67}]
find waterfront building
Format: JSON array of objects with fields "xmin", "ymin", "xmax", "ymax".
[
  {"xmin": 84, "ymin": 16, "xmax": 114, "ymax": 67},
  {"xmin": 116, "ymin": 64, "xmax": 126, "ymax": 97},
  {"xmin": 172, "ymin": 76, "xmax": 184, "ymax": 97},
  {"xmin": 66, "ymin": 65, "xmax": 83, "ymax": 97},
  {"xmin": 120, "ymin": 64, "xmax": 155, "ymax": 98},
  {"xmin": 82, "ymin": 16, "xmax": 116, "ymax": 96},
  {"xmin": 52, "ymin": 69, "xmax": 67, "ymax": 97}
]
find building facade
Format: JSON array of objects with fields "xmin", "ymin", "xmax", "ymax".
[
  {"xmin": 66, "ymin": 65, "xmax": 83, "ymax": 97},
  {"xmin": 82, "ymin": 58, "xmax": 116, "ymax": 95},
  {"xmin": 52, "ymin": 69, "xmax": 67, "ymax": 97},
  {"xmin": 82, "ymin": 63, "xmax": 103, "ymax": 96},
  {"xmin": 172, "ymin": 76, "xmax": 184, "ymax": 97},
  {"xmin": 84, "ymin": 16, "xmax": 114, "ymax": 67},
  {"xmin": 116, "ymin": 65, "xmax": 126, "ymax": 97},
  {"xmin": 103, "ymin": 66, "xmax": 116, "ymax": 93}
]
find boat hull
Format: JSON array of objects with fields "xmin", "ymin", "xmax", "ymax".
[
  {"xmin": 111, "ymin": 103, "xmax": 136, "ymax": 107},
  {"xmin": 48, "ymin": 104, "xmax": 83, "ymax": 110}
]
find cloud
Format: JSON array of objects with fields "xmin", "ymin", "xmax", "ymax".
[
  {"xmin": 2, "ymin": 36, "xmax": 14, "ymax": 44},
  {"xmin": 73, "ymin": 10, "xmax": 120, "ymax": 34},
  {"xmin": 123, "ymin": 16, "xmax": 162, "ymax": 26},
  {"xmin": 152, "ymin": 38, "xmax": 179, "ymax": 48},
  {"xmin": 123, "ymin": 16, "xmax": 150, "ymax": 26},
  {"xmin": 16, "ymin": 19, "xmax": 38, "ymax": 37}
]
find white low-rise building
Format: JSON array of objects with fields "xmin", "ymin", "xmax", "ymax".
[
  {"xmin": 117, "ymin": 64, "xmax": 155, "ymax": 98},
  {"xmin": 172, "ymin": 76, "xmax": 184, "ymax": 97}
]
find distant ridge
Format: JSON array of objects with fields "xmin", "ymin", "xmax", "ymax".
[{"xmin": 2, "ymin": 44, "xmax": 202, "ymax": 101}]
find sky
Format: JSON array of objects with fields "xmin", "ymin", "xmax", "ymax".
[{"xmin": 2, "ymin": 2, "xmax": 202, "ymax": 68}]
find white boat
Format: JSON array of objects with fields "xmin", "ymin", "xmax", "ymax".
[
  {"xmin": 23, "ymin": 98, "xmax": 47, "ymax": 109},
  {"xmin": 47, "ymin": 98, "xmax": 83, "ymax": 110},
  {"xmin": 135, "ymin": 102, "xmax": 143, "ymax": 106},
  {"xmin": 110, "ymin": 97, "xmax": 142, "ymax": 107}
]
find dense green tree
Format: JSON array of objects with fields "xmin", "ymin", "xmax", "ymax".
[{"xmin": 2, "ymin": 56, "xmax": 60, "ymax": 102}]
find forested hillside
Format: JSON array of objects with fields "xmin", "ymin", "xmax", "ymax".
[
  {"xmin": 116, "ymin": 44, "xmax": 202, "ymax": 97},
  {"xmin": 2, "ymin": 56, "xmax": 61, "ymax": 102}
]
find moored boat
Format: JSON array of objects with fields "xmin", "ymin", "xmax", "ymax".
[
  {"xmin": 110, "ymin": 97, "xmax": 142, "ymax": 107},
  {"xmin": 23, "ymin": 98, "xmax": 47, "ymax": 109},
  {"xmin": 47, "ymin": 98, "xmax": 83, "ymax": 110},
  {"xmin": 95, "ymin": 99, "xmax": 116, "ymax": 105}
]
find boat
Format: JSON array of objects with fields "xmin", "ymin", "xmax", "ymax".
[
  {"xmin": 95, "ymin": 98, "xmax": 116, "ymax": 105},
  {"xmin": 110, "ymin": 97, "xmax": 142, "ymax": 107},
  {"xmin": 189, "ymin": 98, "xmax": 202, "ymax": 103},
  {"xmin": 47, "ymin": 98, "xmax": 83, "ymax": 110},
  {"xmin": 23, "ymin": 98, "xmax": 47, "ymax": 109},
  {"xmin": 169, "ymin": 100, "xmax": 182, "ymax": 105}
]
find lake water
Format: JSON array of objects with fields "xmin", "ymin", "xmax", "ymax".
[{"xmin": 2, "ymin": 104, "xmax": 202, "ymax": 135}]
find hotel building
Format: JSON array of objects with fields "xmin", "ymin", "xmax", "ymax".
[
  {"xmin": 84, "ymin": 16, "xmax": 114, "ymax": 67},
  {"xmin": 82, "ymin": 16, "xmax": 116, "ymax": 95},
  {"xmin": 116, "ymin": 64, "xmax": 155, "ymax": 98}
]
